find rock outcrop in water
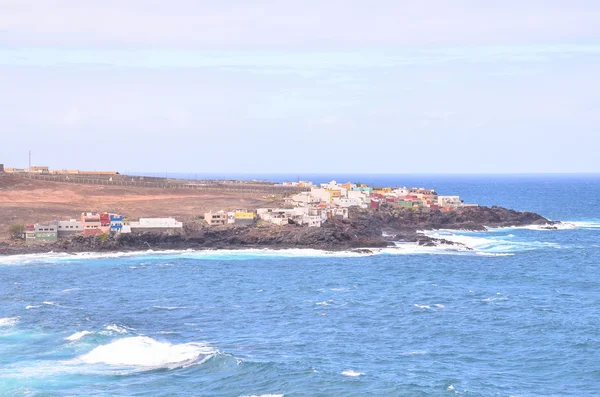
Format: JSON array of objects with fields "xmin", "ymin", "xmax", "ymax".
[{"xmin": 0, "ymin": 206, "xmax": 555, "ymax": 256}]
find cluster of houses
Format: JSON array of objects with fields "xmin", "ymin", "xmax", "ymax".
[
  {"xmin": 23, "ymin": 212, "xmax": 183, "ymax": 244},
  {"xmin": 16, "ymin": 178, "xmax": 474, "ymax": 243},
  {"xmin": 284, "ymin": 180, "xmax": 470, "ymax": 212},
  {"xmin": 202, "ymin": 181, "xmax": 473, "ymax": 229}
]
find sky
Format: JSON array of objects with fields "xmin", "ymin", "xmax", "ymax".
[{"xmin": 0, "ymin": 0, "xmax": 599, "ymax": 174}]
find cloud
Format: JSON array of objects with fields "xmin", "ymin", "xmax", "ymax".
[{"xmin": 0, "ymin": 0, "xmax": 599, "ymax": 49}]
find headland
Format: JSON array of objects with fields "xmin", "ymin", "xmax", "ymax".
[{"xmin": 0, "ymin": 169, "xmax": 557, "ymax": 256}]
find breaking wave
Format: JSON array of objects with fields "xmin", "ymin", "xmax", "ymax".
[
  {"xmin": 104, "ymin": 324, "xmax": 130, "ymax": 334},
  {"xmin": 341, "ymin": 369, "xmax": 364, "ymax": 377},
  {"xmin": 65, "ymin": 331, "xmax": 93, "ymax": 341},
  {"xmin": 240, "ymin": 395, "xmax": 284, "ymax": 397},
  {"xmin": 153, "ymin": 306, "xmax": 188, "ymax": 311},
  {"xmin": 76, "ymin": 336, "xmax": 216, "ymax": 369},
  {"xmin": 0, "ymin": 317, "xmax": 20, "ymax": 327},
  {"xmin": 423, "ymin": 231, "xmax": 559, "ymax": 254}
]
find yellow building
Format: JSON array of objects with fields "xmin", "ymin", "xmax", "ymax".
[
  {"xmin": 234, "ymin": 211, "xmax": 256, "ymax": 220},
  {"xmin": 327, "ymin": 189, "xmax": 342, "ymax": 199},
  {"xmin": 372, "ymin": 187, "xmax": 392, "ymax": 195}
]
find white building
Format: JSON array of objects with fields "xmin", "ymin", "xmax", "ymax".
[
  {"xmin": 332, "ymin": 197, "xmax": 367, "ymax": 208},
  {"xmin": 288, "ymin": 191, "xmax": 321, "ymax": 207},
  {"xmin": 392, "ymin": 187, "xmax": 410, "ymax": 196},
  {"xmin": 257, "ymin": 207, "xmax": 326, "ymax": 227},
  {"xmin": 438, "ymin": 196, "xmax": 462, "ymax": 207},
  {"xmin": 347, "ymin": 190, "xmax": 370, "ymax": 201},
  {"xmin": 124, "ymin": 218, "xmax": 183, "ymax": 234},
  {"xmin": 257, "ymin": 208, "xmax": 293, "ymax": 226},
  {"xmin": 57, "ymin": 219, "xmax": 83, "ymax": 238},
  {"xmin": 310, "ymin": 187, "xmax": 336, "ymax": 203}
]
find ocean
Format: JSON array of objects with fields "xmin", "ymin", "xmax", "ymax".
[{"xmin": 1, "ymin": 174, "xmax": 599, "ymax": 396}]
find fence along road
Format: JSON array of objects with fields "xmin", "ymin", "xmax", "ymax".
[{"xmin": 21, "ymin": 174, "xmax": 308, "ymax": 195}]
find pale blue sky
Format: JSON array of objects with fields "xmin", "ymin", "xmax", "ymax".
[{"xmin": 0, "ymin": 1, "xmax": 599, "ymax": 173}]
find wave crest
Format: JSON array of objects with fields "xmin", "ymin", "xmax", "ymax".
[
  {"xmin": 0, "ymin": 317, "xmax": 19, "ymax": 327},
  {"xmin": 77, "ymin": 336, "xmax": 216, "ymax": 369},
  {"xmin": 65, "ymin": 331, "xmax": 93, "ymax": 341}
]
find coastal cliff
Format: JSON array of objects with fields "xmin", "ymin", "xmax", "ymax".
[{"xmin": 0, "ymin": 206, "xmax": 555, "ymax": 256}]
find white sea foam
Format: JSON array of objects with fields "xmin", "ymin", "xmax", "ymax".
[
  {"xmin": 0, "ymin": 317, "xmax": 19, "ymax": 327},
  {"xmin": 65, "ymin": 331, "xmax": 93, "ymax": 341},
  {"xmin": 240, "ymin": 394, "xmax": 284, "ymax": 397},
  {"xmin": 43, "ymin": 301, "xmax": 55, "ymax": 305},
  {"xmin": 341, "ymin": 369, "xmax": 364, "ymax": 377},
  {"xmin": 105, "ymin": 324, "xmax": 129, "ymax": 334},
  {"xmin": 434, "ymin": 304, "xmax": 445, "ymax": 308},
  {"xmin": 61, "ymin": 288, "xmax": 80, "ymax": 293},
  {"xmin": 567, "ymin": 221, "xmax": 600, "ymax": 229},
  {"xmin": 491, "ymin": 220, "xmax": 600, "ymax": 231},
  {"xmin": 414, "ymin": 304, "xmax": 431, "ymax": 309},
  {"xmin": 423, "ymin": 231, "xmax": 559, "ymax": 254},
  {"xmin": 77, "ymin": 336, "xmax": 216, "ymax": 369},
  {"xmin": 0, "ymin": 239, "xmax": 530, "ymax": 265},
  {"xmin": 25, "ymin": 305, "xmax": 40, "ymax": 310},
  {"xmin": 483, "ymin": 296, "xmax": 509, "ymax": 302},
  {"xmin": 400, "ymin": 350, "xmax": 427, "ymax": 356},
  {"xmin": 3, "ymin": 226, "xmax": 569, "ymax": 265},
  {"xmin": 316, "ymin": 300, "xmax": 335, "ymax": 306},
  {"xmin": 153, "ymin": 306, "xmax": 187, "ymax": 310}
]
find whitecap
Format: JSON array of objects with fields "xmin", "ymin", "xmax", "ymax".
[
  {"xmin": 43, "ymin": 301, "xmax": 55, "ymax": 306},
  {"xmin": 105, "ymin": 324, "xmax": 129, "ymax": 334},
  {"xmin": 341, "ymin": 369, "xmax": 364, "ymax": 377},
  {"xmin": 434, "ymin": 304, "xmax": 445, "ymax": 308},
  {"xmin": 65, "ymin": 331, "xmax": 93, "ymax": 341},
  {"xmin": 422, "ymin": 230, "xmax": 560, "ymax": 254},
  {"xmin": 414, "ymin": 304, "xmax": 431, "ymax": 309},
  {"xmin": 76, "ymin": 336, "xmax": 216, "ymax": 369},
  {"xmin": 61, "ymin": 288, "xmax": 80, "ymax": 293},
  {"xmin": 240, "ymin": 395, "xmax": 284, "ymax": 397},
  {"xmin": 400, "ymin": 350, "xmax": 427, "ymax": 356},
  {"xmin": 153, "ymin": 306, "xmax": 187, "ymax": 310},
  {"xmin": 316, "ymin": 300, "xmax": 334, "ymax": 306},
  {"xmin": 0, "ymin": 317, "xmax": 19, "ymax": 327},
  {"xmin": 483, "ymin": 297, "xmax": 509, "ymax": 302},
  {"xmin": 25, "ymin": 305, "xmax": 40, "ymax": 310}
]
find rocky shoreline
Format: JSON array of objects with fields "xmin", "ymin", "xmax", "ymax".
[{"xmin": 0, "ymin": 206, "xmax": 556, "ymax": 256}]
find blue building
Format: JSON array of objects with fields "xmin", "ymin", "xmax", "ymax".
[{"xmin": 109, "ymin": 214, "xmax": 123, "ymax": 232}]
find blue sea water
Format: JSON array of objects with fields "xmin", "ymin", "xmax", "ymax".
[{"xmin": 1, "ymin": 175, "xmax": 599, "ymax": 397}]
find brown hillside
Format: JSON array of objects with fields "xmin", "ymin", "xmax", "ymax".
[{"xmin": 0, "ymin": 174, "xmax": 277, "ymax": 241}]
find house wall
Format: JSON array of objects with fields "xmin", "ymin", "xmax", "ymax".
[
  {"xmin": 81, "ymin": 212, "xmax": 102, "ymax": 230},
  {"xmin": 110, "ymin": 215, "xmax": 123, "ymax": 232},
  {"xmin": 34, "ymin": 223, "xmax": 58, "ymax": 242},
  {"xmin": 57, "ymin": 220, "xmax": 83, "ymax": 238},
  {"xmin": 204, "ymin": 212, "xmax": 227, "ymax": 226}
]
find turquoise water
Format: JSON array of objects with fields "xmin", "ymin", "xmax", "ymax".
[{"xmin": 1, "ymin": 175, "xmax": 599, "ymax": 396}]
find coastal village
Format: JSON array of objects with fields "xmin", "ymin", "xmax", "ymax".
[{"xmin": 1, "ymin": 165, "xmax": 474, "ymax": 244}]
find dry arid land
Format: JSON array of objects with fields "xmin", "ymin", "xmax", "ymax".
[{"xmin": 0, "ymin": 174, "xmax": 279, "ymax": 241}]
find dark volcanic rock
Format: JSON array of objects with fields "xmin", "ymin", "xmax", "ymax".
[{"xmin": 0, "ymin": 205, "xmax": 554, "ymax": 256}]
